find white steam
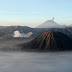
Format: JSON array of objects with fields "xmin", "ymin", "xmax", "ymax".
[
  {"xmin": 13, "ymin": 30, "xmax": 33, "ymax": 38},
  {"xmin": 52, "ymin": 17, "xmax": 54, "ymax": 21}
]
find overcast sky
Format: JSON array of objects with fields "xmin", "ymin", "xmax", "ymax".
[{"xmin": 0, "ymin": 0, "xmax": 72, "ymax": 27}]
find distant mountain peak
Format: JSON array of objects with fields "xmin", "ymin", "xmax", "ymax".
[
  {"xmin": 37, "ymin": 18, "xmax": 67, "ymax": 28},
  {"xmin": 37, "ymin": 19, "xmax": 61, "ymax": 28}
]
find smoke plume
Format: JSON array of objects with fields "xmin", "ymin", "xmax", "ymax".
[{"xmin": 13, "ymin": 30, "xmax": 33, "ymax": 38}]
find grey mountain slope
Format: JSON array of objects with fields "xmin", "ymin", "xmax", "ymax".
[{"xmin": 37, "ymin": 20, "xmax": 63, "ymax": 28}]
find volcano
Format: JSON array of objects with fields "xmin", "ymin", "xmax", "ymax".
[
  {"xmin": 37, "ymin": 20, "xmax": 61, "ymax": 28},
  {"xmin": 37, "ymin": 18, "xmax": 62, "ymax": 28},
  {"xmin": 22, "ymin": 31, "xmax": 72, "ymax": 51}
]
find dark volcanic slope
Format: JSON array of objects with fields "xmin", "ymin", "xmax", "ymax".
[{"xmin": 22, "ymin": 31, "xmax": 72, "ymax": 51}]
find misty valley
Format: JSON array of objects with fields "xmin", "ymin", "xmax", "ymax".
[
  {"xmin": 0, "ymin": 0, "xmax": 72, "ymax": 71},
  {"xmin": 0, "ymin": 51, "xmax": 72, "ymax": 72},
  {"xmin": 0, "ymin": 19, "xmax": 72, "ymax": 72}
]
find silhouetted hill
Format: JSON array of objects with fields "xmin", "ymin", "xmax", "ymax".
[{"xmin": 22, "ymin": 31, "xmax": 72, "ymax": 51}]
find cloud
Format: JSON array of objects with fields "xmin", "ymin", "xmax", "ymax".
[{"xmin": 13, "ymin": 30, "xmax": 33, "ymax": 38}]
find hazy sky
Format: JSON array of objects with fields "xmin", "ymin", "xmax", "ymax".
[{"xmin": 0, "ymin": 0, "xmax": 72, "ymax": 27}]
